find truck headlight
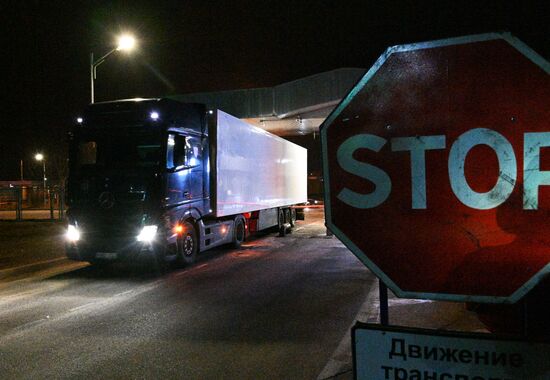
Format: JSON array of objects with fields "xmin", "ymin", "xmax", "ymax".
[
  {"xmin": 137, "ymin": 225, "xmax": 158, "ymax": 242},
  {"xmin": 66, "ymin": 224, "xmax": 81, "ymax": 242}
]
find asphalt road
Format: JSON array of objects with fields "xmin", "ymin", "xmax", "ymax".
[{"xmin": 0, "ymin": 210, "xmax": 375, "ymax": 379}]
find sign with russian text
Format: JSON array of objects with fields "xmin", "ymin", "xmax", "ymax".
[
  {"xmin": 353, "ymin": 323, "xmax": 550, "ymax": 380},
  {"xmin": 320, "ymin": 33, "xmax": 550, "ymax": 302}
]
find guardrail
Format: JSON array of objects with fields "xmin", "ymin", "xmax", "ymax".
[{"xmin": 0, "ymin": 187, "xmax": 65, "ymax": 221}]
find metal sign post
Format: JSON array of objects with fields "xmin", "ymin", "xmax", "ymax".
[{"xmin": 379, "ymin": 279, "xmax": 389, "ymax": 326}]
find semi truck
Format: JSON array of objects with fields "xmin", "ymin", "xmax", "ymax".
[{"xmin": 65, "ymin": 98, "xmax": 307, "ymax": 266}]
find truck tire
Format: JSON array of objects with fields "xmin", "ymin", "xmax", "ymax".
[
  {"xmin": 290, "ymin": 208, "xmax": 297, "ymax": 227},
  {"xmin": 278, "ymin": 209, "xmax": 286, "ymax": 237},
  {"xmin": 176, "ymin": 221, "xmax": 198, "ymax": 266},
  {"xmin": 285, "ymin": 208, "xmax": 292, "ymax": 234},
  {"xmin": 232, "ymin": 217, "xmax": 246, "ymax": 248}
]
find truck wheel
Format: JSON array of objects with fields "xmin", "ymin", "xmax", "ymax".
[
  {"xmin": 176, "ymin": 221, "xmax": 198, "ymax": 266},
  {"xmin": 233, "ymin": 217, "xmax": 246, "ymax": 248}
]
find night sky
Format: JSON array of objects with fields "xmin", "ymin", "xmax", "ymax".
[{"xmin": 1, "ymin": 0, "xmax": 548, "ymax": 180}]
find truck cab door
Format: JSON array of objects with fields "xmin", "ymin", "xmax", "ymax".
[{"xmin": 165, "ymin": 133, "xmax": 203, "ymax": 209}]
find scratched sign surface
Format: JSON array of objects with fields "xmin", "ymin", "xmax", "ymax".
[{"xmin": 321, "ymin": 33, "xmax": 550, "ymax": 303}]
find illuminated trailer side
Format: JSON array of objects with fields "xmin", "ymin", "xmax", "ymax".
[{"xmin": 212, "ymin": 110, "xmax": 307, "ymax": 216}]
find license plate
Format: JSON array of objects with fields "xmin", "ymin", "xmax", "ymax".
[{"xmin": 96, "ymin": 252, "xmax": 118, "ymax": 260}]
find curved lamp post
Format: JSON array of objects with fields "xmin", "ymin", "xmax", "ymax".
[{"xmin": 90, "ymin": 34, "xmax": 136, "ymax": 103}]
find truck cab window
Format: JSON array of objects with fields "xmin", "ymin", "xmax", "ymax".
[
  {"xmin": 167, "ymin": 134, "xmax": 186, "ymax": 169},
  {"xmin": 185, "ymin": 136, "xmax": 202, "ymax": 166}
]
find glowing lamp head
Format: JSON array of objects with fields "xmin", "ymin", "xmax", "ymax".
[
  {"xmin": 35, "ymin": 153, "xmax": 44, "ymax": 161},
  {"xmin": 76, "ymin": 117, "xmax": 83, "ymax": 124},
  {"xmin": 150, "ymin": 111, "xmax": 160, "ymax": 121},
  {"xmin": 174, "ymin": 224, "xmax": 184, "ymax": 234},
  {"xmin": 117, "ymin": 35, "xmax": 136, "ymax": 52}
]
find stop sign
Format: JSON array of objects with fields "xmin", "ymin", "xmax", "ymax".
[{"xmin": 321, "ymin": 33, "xmax": 550, "ymax": 303}]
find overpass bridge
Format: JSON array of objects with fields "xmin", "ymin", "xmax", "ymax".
[{"xmin": 171, "ymin": 68, "xmax": 365, "ymax": 136}]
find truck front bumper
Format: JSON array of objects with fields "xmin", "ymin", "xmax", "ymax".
[{"xmin": 65, "ymin": 237, "xmax": 156, "ymax": 262}]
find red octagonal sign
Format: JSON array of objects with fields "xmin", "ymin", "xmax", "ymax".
[{"xmin": 321, "ymin": 33, "xmax": 550, "ymax": 303}]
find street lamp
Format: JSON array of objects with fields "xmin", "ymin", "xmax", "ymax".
[
  {"xmin": 90, "ymin": 34, "xmax": 136, "ymax": 103},
  {"xmin": 35, "ymin": 153, "xmax": 46, "ymax": 202}
]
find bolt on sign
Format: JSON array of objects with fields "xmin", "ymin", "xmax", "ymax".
[
  {"xmin": 352, "ymin": 323, "xmax": 550, "ymax": 380},
  {"xmin": 320, "ymin": 33, "xmax": 550, "ymax": 303}
]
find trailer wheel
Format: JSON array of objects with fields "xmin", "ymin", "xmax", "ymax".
[
  {"xmin": 285, "ymin": 208, "xmax": 292, "ymax": 234},
  {"xmin": 176, "ymin": 221, "xmax": 198, "ymax": 266},
  {"xmin": 278, "ymin": 209, "xmax": 286, "ymax": 237},
  {"xmin": 290, "ymin": 208, "xmax": 297, "ymax": 227},
  {"xmin": 232, "ymin": 217, "xmax": 246, "ymax": 248}
]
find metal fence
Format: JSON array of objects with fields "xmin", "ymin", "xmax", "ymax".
[{"xmin": 0, "ymin": 186, "xmax": 65, "ymax": 221}]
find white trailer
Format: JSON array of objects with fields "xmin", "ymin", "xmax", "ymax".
[
  {"xmin": 188, "ymin": 110, "xmax": 308, "ymax": 257},
  {"xmin": 213, "ymin": 110, "xmax": 307, "ymax": 217}
]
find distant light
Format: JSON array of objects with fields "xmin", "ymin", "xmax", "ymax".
[
  {"xmin": 76, "ymin": 117, "xmax": 83, "ymax": 124},
  {"xmin": 221, "ymin": 226, "xmax": 227, "ymax": 234},
  {"xmin": 150, "ymin": 111, "xmax": 160, "ymax": 121},
  {"xmin": 208, "ymin": 110, "xmax": 214, "ymax": 115},
  {"xmin": 174, "ymin": 224, "xmax": 184, "ymax": 234},
  {"xmin": 35, "ymin": 153, "xmax": 44, "ymax": 161},
  {"xmin": 117, "ymin": 34, "xmax": 136, "ymax": 52}
]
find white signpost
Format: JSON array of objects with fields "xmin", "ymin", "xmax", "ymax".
[{"xmin": 353, "ymin": 324, "xmax": 550, "ymax": 380}]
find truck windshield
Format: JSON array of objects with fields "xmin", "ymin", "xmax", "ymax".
[{"xmin": 76, "ymin": 134, "xmax": 161, "ymax": 169}]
